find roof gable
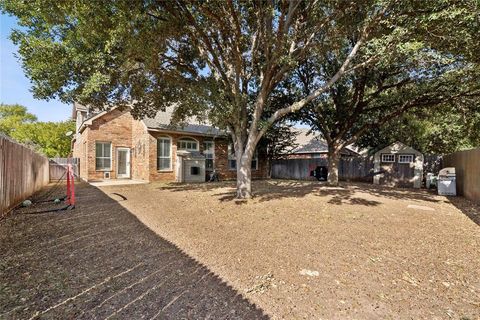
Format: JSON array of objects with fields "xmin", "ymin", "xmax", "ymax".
[{"xmin": 375, "ymin": 141, "xmax": 422, "ymax": 155}]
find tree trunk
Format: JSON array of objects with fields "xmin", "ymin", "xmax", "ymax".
[
  {"xmin": 327, "ymin": 146, "xmax": 340, "ymax": 186},
  {"xmin": 236, "ymin": 153, "xmax": 253, "ymax": 199}
]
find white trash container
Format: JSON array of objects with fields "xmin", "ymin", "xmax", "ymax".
[
  {"xmin": 438, "ymin": 167, "xmax": 456, "ymax": 196},
  {"xmin": 426, "ymin": 173, "xmax": 436, "ymax": 189}
]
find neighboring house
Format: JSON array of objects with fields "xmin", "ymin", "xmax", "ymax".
[
  {"xmin": 71, "ymin": 103, "xmax": 267, "ymax": 182},
  {"xmin": 288, "ymin": 128, "xmax": 359, "ymax": 159},
  {"xmin": 373, "ymin": 141, "xmax": 423, "ymax": 188}
]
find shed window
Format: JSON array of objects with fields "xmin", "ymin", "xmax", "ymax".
[
  {"xmin": 178, "ymin": 137, "xmax": 198, "ymax": 151},
  {"xmin": 398, "ymin": 154, "xmax": 414, "ymax": 163},
  {"xmin": 157, "ymin": 137, "xmax": 171, "ymax": 171},
  {"xmin": 381, "ymin": 154, "xmax": 395, "ymax": 163},
  {"xmin": 95, "ymin": 142, "xmax": 111, "ymax": 170}
]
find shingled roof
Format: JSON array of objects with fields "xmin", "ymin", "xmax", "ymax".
[
  {"xmin": 141, "ymin": 106, "xmax": 224, "ymax": 136},
  {"xmin": 291, "ymin": 128, "xmax": 358, "ymax": 155}
]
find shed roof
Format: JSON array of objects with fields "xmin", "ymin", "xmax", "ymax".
[{"xmin": 374, "ymin": 141, "xmax": 422, "ymax": 156}]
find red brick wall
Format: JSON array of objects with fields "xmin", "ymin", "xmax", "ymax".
[
  {"xmin": 72, "ymin": 108, "xmax": 268, "ymax": 182},
  {"xmin": 147, "ymin": 133, "xmax": 268, "ymax": 182},
  {"xmin": 131, "ymin": 120, "xmax": 150, "ymax": 181},
  {"xmin": 148, "ymin": 132, "xmax": 213, "ymax": 181},
  {"xmin": 213, "ymin": 139, "xmax": 268, "ymax": 181},
  {"xmin": 73, "ymin": 109, "xmax": 133, "ymax": 181}
]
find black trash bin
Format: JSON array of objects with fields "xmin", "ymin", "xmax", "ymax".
[{"xmin": 314, "ymin": 166, "xmax": 328, "ymax": 181}]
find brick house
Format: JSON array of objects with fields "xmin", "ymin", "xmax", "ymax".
[{"xmin": 72, "ymin": 103, "xmax": 268, "ymax": 182}]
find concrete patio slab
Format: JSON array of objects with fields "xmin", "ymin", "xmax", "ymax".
[{"xmin": 88, "ymin": 179, "xmax": 148, "ymax": 187}]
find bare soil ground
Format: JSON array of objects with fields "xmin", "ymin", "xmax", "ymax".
[
  {"xmin": 0, "ymin": 182, "xmax": 267, "ymax": 319},
  {"xmin": 96, "ymin": 180, "xmax": 480, "ymax": 320}
]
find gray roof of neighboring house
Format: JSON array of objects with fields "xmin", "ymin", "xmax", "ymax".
[
  {"xmin": 141, "ymin": 106, "xmax": 224, "ymax": 136},
  {"xmin": 291, "ymin": 129, "xmax": 329, "ymax": 153},
  {"xmin": 291, "ymin": 128, "xmax": 358, "ymax": 155}
]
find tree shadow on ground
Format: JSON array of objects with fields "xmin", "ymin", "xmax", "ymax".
[
  {"xmin": 217, "ymin": 180, "xmax": 440, "ymax": 206},
  {"xmin": 446, "ymin": 196, "xmax": 480, "ymax": 227},
  {"xmin": 157, "ymin": 180, "xmax": 236, "ymax": 192},
  {"xmin": 156, "ymin": 179, "xmax": 442, "ymax": 207},
  {"xmin": 0, "ymin": 183, "xmax": 268, "ymax": 320}
]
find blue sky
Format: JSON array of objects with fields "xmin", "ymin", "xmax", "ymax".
[{"xmin": 1, "ymin": 14, "xmax": 71, "ymax": 122}]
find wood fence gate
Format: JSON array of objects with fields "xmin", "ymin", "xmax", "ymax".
[{"xmin": 49, "ymin": 158, "xmax": 80, "ymax": 181}]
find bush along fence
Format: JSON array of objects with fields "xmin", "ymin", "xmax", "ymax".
[
  {"xmin": 271, "ymin": 156, "xmax": 374, "ymax": 182},
  {"xmin": 443, "ymin": 148, "xmax": 480, "ymax": 203},
  {"xmin": 0, "ymin": 134, "xmax": 50, "ymax": 216}
]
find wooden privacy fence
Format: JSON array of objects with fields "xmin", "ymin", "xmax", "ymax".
[
  {"xmin": 271, "ymin": 156, "xmax": 374, "ymax": 182},
  {"xmin": 0, "ymin": 135, "xmax": 50, "ymax": 215},
  {"xmin": 49, "ymin": 158, "xmax": 80, "ymax": 181},
  {"xmin": 443, "ymin": 148, "xmax": 480, "ymax": 203}
]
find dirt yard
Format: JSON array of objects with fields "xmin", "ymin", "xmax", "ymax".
[
  {"xmin": 96, "ymin": 180, "xmax": 480, "ymax": 320},
  {"xmin": 0, "ymin": 183, "xmax": 267, "ymax": 319}
]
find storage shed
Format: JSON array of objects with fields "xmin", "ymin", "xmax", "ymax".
[{"xmin": 373, "ymin": 142, "xmax": 423, "ymax": 188}]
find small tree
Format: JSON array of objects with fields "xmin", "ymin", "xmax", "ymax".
[
  {"xmin": 0, "ymin": 103, "xmax": 74, "ymax": 156},
  {"xmin": 263, "ymin": 121, "xmax": 298, "ymax": 177},
  {"xmin": 3, "ymin": 0, "xmax": 477, "ymax": 196},
  {"xmin": 10, "ymin": 121, "xmax": 75, "ymax": 157}
]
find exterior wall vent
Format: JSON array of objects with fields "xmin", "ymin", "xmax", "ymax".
[{"xmin": 104, "ymin": 172, "xmax": 111, "ymax": 179}]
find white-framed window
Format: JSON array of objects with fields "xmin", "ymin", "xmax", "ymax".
[
  {"xmin": 228, "ymin": 144, "xmax": 258, "ymax": 170},
  {"xmin": 381, "ymin": 154, "xmax": 395, "ymax": 163},
  {"xmin": 228, "ymin": 144, "xmax": 236, "ymax": 170},
  {"xmin": 398, "ymin": 154, "xmax": 414, "ymax": 163},
  {"xmin": 95, "ymin": 141, "xmax": 112, "ymax": 171},
  {"xmin": 203, "ymin": 141, "xmax": 214, "ymax": 170},
  {"xmin": 157, "ymin": 137, "xmax": 172, "ymax": 171},
  {"xmin": 177, "ymin": 137, "xmax": 199, "ymax": 151}
]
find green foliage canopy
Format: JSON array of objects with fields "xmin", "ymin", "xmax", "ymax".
[
  {"xmin": 2, "ymin": 0, "xmax": 479, "ymax": 195},
  {"xmin": 0, "ymin": 103, "xmax": 74, "ymax": 157},
  {"xmin": 0, "ymin": 103, "xmax": 37, "ymax": 135}
]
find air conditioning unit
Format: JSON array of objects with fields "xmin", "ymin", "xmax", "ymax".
[{"xmin": 104, "ymin": 172, "xmax": 111, "ymax": 179}]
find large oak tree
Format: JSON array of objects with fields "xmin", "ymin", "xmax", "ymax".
[{"xmin": 2, "ymin": 0, "xmax": 477, "ymax": 197}]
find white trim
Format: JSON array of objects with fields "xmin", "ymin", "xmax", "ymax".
[
  {"xmin": 177, "ymin": 136, "xmax": 200, "ymax": 151},
  {"xmin": 398, "ymin": 154, "xmax": 414, "ymax": 163},
  {"xmin": 381, "ymin": 153, "xmax": 395, "ymax": 163},
  {"xmin": 116, "ymin": 147, "xmax": 131, "ymax": 178},
  {"xmin": 146, "ymin": 127, "xmax": 224, "ymax": 137},
  {"xmin": 157, "ymin": 136, "xmax": 172, "ymax": 171},
  {"xmin": 95, "ymin": 141, "xmax": 112, "ymax": 171}
]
